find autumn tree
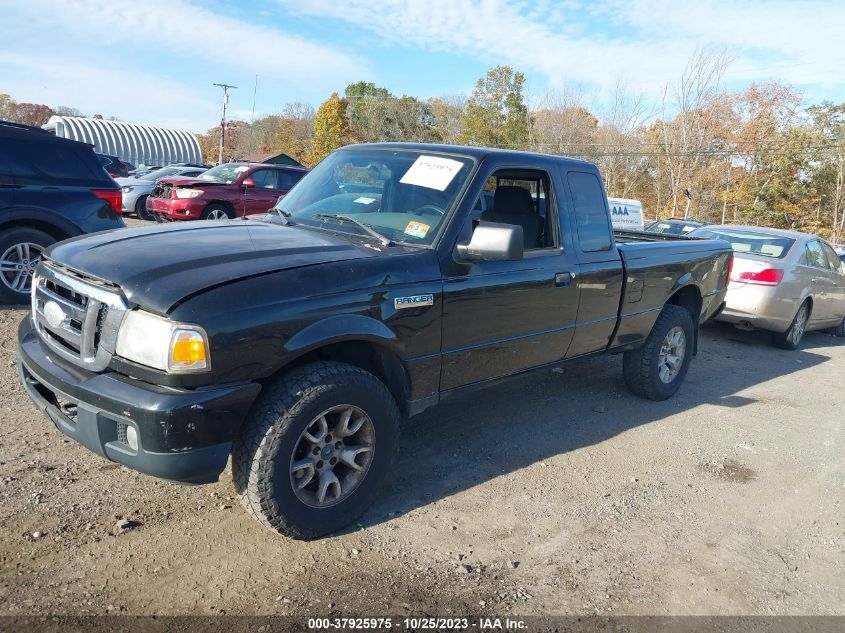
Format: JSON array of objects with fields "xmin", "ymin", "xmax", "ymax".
[
  {"xmin": 311, "ymin": 92, "xmax": 352, "ymax": 164},
  {"xmin": 808, "ymin": 102, "xmax": 845, "ymax": 241},
  {"xmin": 459, "ymin": 66, "xmax": 529, "ymax": 148},
  {"xmin": 429, "ymin": 95, "xmax": 466, "ymax": 144},
  {"xmin": 0, "ymin": 94, "xmax": 54, "ymax": 127}
]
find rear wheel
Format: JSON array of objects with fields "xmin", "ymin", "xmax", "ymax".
[
  {"xmin": 623, "ymin": 304, "xmax": 694, "ymax": 400},
  {"xmin": 201, "ymin": 204, "xmax": 233, "ymax": 220},
  {"xmin": 0, "ymin": 227, "xmax": 55, "ymax": 304},
  {"xmin": 773, "ymin": 301, "xmax": 809, "ymax": 350},
  {"xmin": 232, "ymin": 361, "xmax": 400, "ymax": 540},
  {"xmin": 135, "ymin": 195, "xmax": 153, "ymax": 221}
]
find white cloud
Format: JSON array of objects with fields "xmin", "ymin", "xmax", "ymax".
[
  {"xmin": 0, "ymin": 51, "xmax": 216, "ymax": 130},
  {"xmin": 0, "ymin": 0, "xmax": 372, "ymax": 129},
  {"xmin": 276, "ymin": 0, "xmax": 845, "ymax": 98}
]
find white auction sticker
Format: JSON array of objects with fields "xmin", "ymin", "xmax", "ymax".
[
  {"xmin": 354, "ymin": 196, "xmax": 376, "ymax": 204},
  {"xmin": 399, "ymin": 155, "xmax": 464, "ymax": 191}
]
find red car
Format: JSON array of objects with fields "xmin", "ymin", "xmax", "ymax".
[{"xmin": 147, "ymin": 162, "xmax": 308, "ymax": 221}]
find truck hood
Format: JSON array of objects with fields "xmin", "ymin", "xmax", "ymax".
[{"xmin": 45, "ymin": 220, "xmax": 375, "ymax": 314}]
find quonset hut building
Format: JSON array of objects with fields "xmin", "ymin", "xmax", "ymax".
[{"xmin": 42, "ymin": 116, "xmax": 203, "ymax": 167}]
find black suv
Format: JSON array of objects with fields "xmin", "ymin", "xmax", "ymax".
[
  {"xmin": 96, "ymin": 153, "xmax": 131, "ymax": 178},
  {"xmin": 0, "ymin": 121, "xmax": 124, "ymax": 303}
]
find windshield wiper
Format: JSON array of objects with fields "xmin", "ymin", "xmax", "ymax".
[
  {"xmin": 313, "ymin": 213, "xmax": 394, "ymax": 246},
  {"xmin": 270, "ymin": 207, "xmax": 295, "ymax": 225}
]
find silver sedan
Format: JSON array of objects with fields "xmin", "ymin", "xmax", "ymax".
[
  {"xmin": 690, "ymin": 225, "xmax": 845, "ymax": 349},
  {"xmin": 117, "ymin": 166, "xmax": 206, "ymax": 220}
]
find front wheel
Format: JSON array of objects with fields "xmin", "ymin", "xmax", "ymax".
[
  {"xmin": 232, "ymin": 361, "xmax": 400, "ymax": 540},
  {"xmin": 773, "ymin": 301, "xmax": 809, "ymax": 350},
  {"xmin": 623, "ymin": 304, "xmax": 695, "ymax": 400},
  {"xmin": 201, "ymin": 204, "xmax": 233, "ymax": 220},
  {"xmin": 135, "ymin": 195, "xmax": 153, "ymax": 221}
]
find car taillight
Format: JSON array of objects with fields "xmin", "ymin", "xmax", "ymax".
[
  {"xmin": 726, "ymin": 253, "xmax": 733, "ymax": 283},
  {"xmin": 92, "ymin": 189, "xmax": 122, "ymax": 215},
  {"xmin": 731, "ymin": 268, "xmax": 784, "ymax": 286}
]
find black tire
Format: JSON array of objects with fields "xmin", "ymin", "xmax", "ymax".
[
  {"xmin": 0, "ymin": 227, "xmax": 56, "ymax": 305},
  {"xmin": 773, "ymin": 301, "xmax": 809, "ymax": 350},
  {"xmin": 232, "ymin": 361, "xmax": 400, "ymax": 540},
  {"xmin": 201, "ymin": 204, "xmax": 233, "ymax": 220},
  {"xmin": 623, "ymin": 304, "xmax": 695, "ymax": 401},
  {"xmin": 135, "ymin": 195, "xmax": 153, "ymax": 221}
]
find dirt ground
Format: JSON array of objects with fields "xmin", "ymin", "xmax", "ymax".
[{"xmin": 1, "ymin": 243, "xmax": 843, "ymax": 617}]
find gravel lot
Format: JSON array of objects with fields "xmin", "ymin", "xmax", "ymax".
[{"xmin": 0, "ymin": 223, "xmax": 843, "ymax": 617}]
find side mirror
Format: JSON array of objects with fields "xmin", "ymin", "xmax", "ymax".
[
  {"xmin": 242, "ymin": 178, "xmax": 255, "ymax": 189},
  {"xmin": 456, "ymin": 222, "xmax": 524, "ymax": 262}
]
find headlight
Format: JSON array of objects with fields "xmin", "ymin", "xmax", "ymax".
[
  {"xmin": 122, "ymin": 186, "xmax": 134, "ymax": 193},
  {"xmin": 116, "ymin": 310, "xmax": 209, "ymax": 373},
  {"xmin": 174, "ymin": 188, "xmax": 204, "ymax": 198}
]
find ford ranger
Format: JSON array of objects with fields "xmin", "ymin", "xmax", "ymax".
[{"xmin": 17, "ymin": 144, "xmax": 732, "ymax": 539}]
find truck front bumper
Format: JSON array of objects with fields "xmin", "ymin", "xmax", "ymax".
[{"xmin": 17, "ymin": 317, "xmax": 261, "ymax": 484}]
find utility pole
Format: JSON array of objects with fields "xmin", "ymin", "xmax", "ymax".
[{"xmin": 213, "ymin": 83, "xmax": 237, "ymax": 165}]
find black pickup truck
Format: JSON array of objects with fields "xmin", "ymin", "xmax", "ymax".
[{"xmin": 18, "ymin": 144, "xmax": 731, "ymax": 539}]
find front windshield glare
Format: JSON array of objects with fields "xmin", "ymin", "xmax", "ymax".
[
  {"xmin": 276, "ymin": 150, "xmax": 474, "ymax": 246},
  {"xmin": 200, "ymin": 163, "xmax": 250, "ymax": 184}
]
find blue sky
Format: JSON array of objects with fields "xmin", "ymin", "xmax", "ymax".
[{"xmin": 1, "ymin": 0, "xmax": 844, "ymax": 132}]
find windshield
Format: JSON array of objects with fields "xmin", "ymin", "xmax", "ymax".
[
  {"xmin": 274, "ymin": 149, "xmax": 474, "ymax": 246},
  {"xmin": 199, "ymin": 163, "xmax": 251, "ymax": 184},
  {"xmin": 692, "ymin": 228, "xmax": 795, "ymax": 258},
  {"xmin": 142, "ymin": 167, "xmax": 180, "ymax": 181},
  {"xmin": 648, "ymin": 221, "xmax": 700, "ymax": 235}
]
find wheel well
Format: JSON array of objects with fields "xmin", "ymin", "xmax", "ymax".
[
  {"xmin": 0, "ymin": 219, "xmax": 71, "ymax": 242},
  {"xmin": 802, "ymin": 296, "xmax": 813, "ymax": 318},
  {"xmin": 270, "ymin": 341, "xmax": 410, "ymax": 416},
  {"xmin": 666, "ymin": 285, "xmax": 702, "ymax": 322}
]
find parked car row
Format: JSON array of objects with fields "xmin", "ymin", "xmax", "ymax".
[
  {"xmin": 145, "ymin": 162, "xmax": 307, "ymax": 221},
  {"xmin": 117, "ymin": 165, "xmax": 207, "ymax": 220}
]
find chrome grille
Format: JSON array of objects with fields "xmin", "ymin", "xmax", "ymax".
[{"xmin": 32, "ymin": 263, "xmax": 127, "ymax": 371}]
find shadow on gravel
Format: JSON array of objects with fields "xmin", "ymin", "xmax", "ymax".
[{"xmin": 351, "ymin": 321, "xmax": 840, "ymax": 531}]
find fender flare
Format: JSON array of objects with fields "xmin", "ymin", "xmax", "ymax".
[{"xmin": 283, "ymin": 314, "xmax": 401, "ymax": 356}]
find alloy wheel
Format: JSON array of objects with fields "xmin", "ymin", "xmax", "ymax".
[
  {"xmin": 658, "ymin": 326, "xmax": 686, "ymax": 384},
  {"xmin": 289, "ymin": 405, "xmax": 376, "ymax": 508},
  {"xmin": 0, "ymin": 242, "xmax": 43, "ymax": 295}
]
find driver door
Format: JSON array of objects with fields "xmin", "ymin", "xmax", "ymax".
[{"xmin": 439, "ymin": 162, "xmax": 581, "ymax": 390}]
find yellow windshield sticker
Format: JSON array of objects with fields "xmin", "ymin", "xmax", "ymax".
[{"xmin": 404, "ymin": 220, "xmax": 430, "ymax": 239}]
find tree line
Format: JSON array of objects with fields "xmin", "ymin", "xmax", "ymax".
[
  {"xmin": 198, "ymin": 56, "xmax": 845, "ymax": 241},
  {"xmin": 3, "ymin": 51, "xmax": 844, "ymax": 241}
]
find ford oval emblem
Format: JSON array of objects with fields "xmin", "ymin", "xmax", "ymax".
[{"xmin": 43, "ymin": 300, "xmax": 66, "ymax": 329}]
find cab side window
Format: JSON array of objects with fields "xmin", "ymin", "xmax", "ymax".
[
  {"xmin": 473, "ymin": 170, "xmax": 557, "ymax": 251},
  {"xmin": 567, "ymin": 171, "xmax": 612, "ymax": 252}
]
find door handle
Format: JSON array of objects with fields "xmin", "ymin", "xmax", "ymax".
[{"xmin": 555, "ymin": 272, "xmax": 575, "ymax": 287}]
